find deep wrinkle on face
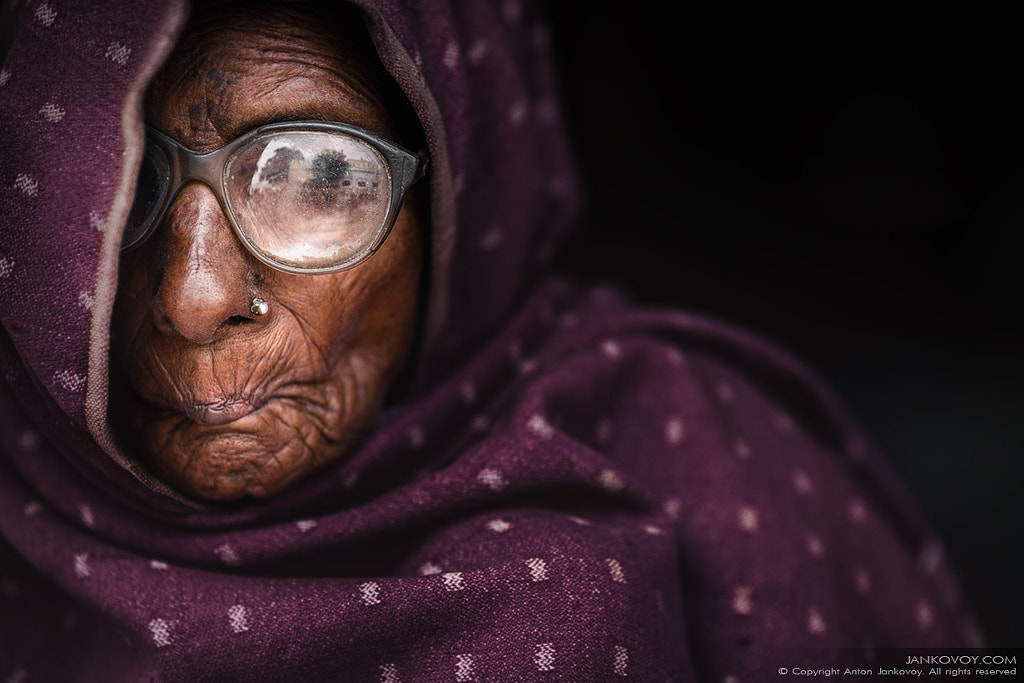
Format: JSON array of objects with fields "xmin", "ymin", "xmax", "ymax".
[{"xmin": 110, "ymin": 5, "xmax": 424, "ymax": 501}]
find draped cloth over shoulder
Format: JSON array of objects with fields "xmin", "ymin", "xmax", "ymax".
[{"xmin": 0, "ymin": 0, "xmax": 978, "ymax": 680}]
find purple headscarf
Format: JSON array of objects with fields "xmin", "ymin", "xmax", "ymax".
[{"xmin": 1, "ymin": 0, "xmax": 978, "ymax": 680}]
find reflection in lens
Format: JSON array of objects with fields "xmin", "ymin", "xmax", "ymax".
[
  {"xmin": 253, "ymin": 146, "xmax": 300, "ymax": 186},
  {"xmin": 226, "ymin": 131, "xmax": 391, "ymax": 271}
]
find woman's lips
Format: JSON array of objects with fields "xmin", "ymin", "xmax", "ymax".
[{"xmin": 183, "ymin": 397, "xmax": 263, "ymax": 426}]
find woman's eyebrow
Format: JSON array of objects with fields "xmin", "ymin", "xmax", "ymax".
[
  {"xmin": 232, "ymin": 71, "xmax": 392, "ymax": 135},
  {"xmin": 220, "ymin": 109, "xmax": 392, "ymax": 143}
]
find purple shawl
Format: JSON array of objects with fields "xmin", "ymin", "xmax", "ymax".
[{"xmin": 1, "ymin": 0, "xmax": 978, "ymax": 680}]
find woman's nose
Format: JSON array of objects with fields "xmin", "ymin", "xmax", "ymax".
[{"xmin": 155, "ymin": 182, "xmax": 263, "ymax": 344}]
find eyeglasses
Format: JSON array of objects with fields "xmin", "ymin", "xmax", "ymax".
[{"xmin": 122, "ymin": 120, "xmax": 427, "ymax": 274}]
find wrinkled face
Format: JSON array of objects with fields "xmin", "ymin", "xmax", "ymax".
[{"xmin": 110, "ymin": 7, "xmax": 423, "ymax": 500}]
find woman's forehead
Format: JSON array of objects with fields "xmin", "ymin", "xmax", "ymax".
[{"xmin": 145, "ymin": 4, "xmax": 397, "ymax": 149}]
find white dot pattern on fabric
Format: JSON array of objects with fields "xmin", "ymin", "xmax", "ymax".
[
  {"xmin": 0, "ymin": 69, "xmax": 11, "ymax": 86},
  {"xmin": 78, "ymin": 504, "xmax": 94, "ymax": 527},
  {"xmin": 89, "ymin": 211, "xmax": 106, "ymax": 232},
  {"xmin": 806, "ymin": 534, "xmax": 825, "ymax": 559},
  {"xmin": 518, "ymin": 358, "xmax": 538, "ymax": 375},
  {"xmin": 0, "ymin": 257, "xmax": 15, "ymax": 279},
  {"xmin": 228, "ymin": 605, "xmax": 249, "ymax": 633},
  {"xmin": 502, "ymin": 0, "xmax": 521, "ymax": 24},
  {"xmin": 848, "ymin": 499, "xmax": 868, "ymax": 523},
  {"xmin": 535, "ymin": 643, "xmax": 555, "ymax": 671},
  {"xmin": 23, "ymin": 501, "xmax": 41, "ymax": 517},
  {"xmin": 214, "ymin": 544, "xmax": 240, "ymax": 566},
  {"xmin": 477, "ymin": 468, "xmax": 507, "ymax": 491},
  {"xmin": 486, "ymin": 519, "xmax": 511, "ymax": 533},
  {"xmin": 295, "ymin": 519, "xmax": 317, "ymax": 533},
  {"xmin": 665, "ymin": 349, "xmax": 685, "ymax": 367},
  {"xmin": 54, "ymin": 370, "xmax": 85, "ymax": 393},
  {"xmin": 39, "ymin": 102, "xmax": 65, "ymax": 122},
  {"xmin": 73, "ymin": 553, "xmax": 90, "ymax": 578},
  {"xmin": 455, "ymin": 654, "xmax": 474, "ymax": 682},
  {"xmin": 479, "ymin": 225, "xmax": 504, "ymax": 251},
  {"xmin": 442, "ymin": 41, "xmax": 460, "ymax": 70},
  {"xmin": 642, "ymin": 524, "xmax": 663, "ymax": 535},
  {"xmin": 105, "ymin": 42, "xmax": 131, "ymax": 66},
  {"xmin": 417, "ymin": 562, "xmax": 442, "ymax": 576},
  {"xmin": 14, "ymin": 174, "xmax": 38, "ymax": 197},
  {"xmin": 606, "ymin": 558, "xmax": 626, "ymax": 584},
  {"xmin": 807, "ymin": 608, "xmax": 827, "ymax": 636},
  {"xmin": 442, "ymin": 572, "xmax": 465, "ymax": 591},
  {"xmin": 737, "ymin": 505, "xmax": 760, "ymax": 533},
  {"xmin": 854, "ymin": 567, "xmax": 871, "ymax": 594},
  {"xmin": 527, "ymin": 413, "xmax": 555, "ymax": 439},
  {"xmin": 149, "ymin": 560, "xmax": 169, "ymax": 570},
  {"xmin": 17, "ymin": 431, "xmax": 38, "ymax": 450},
  {"xmin": 466, "ymin": 39, "xmax": 489, "ymax": 65},
  {"xmin": 613, "ymin": 645, "xmax": 628, "ymax": 676},
  {"xmin": 663, "ymin": 498, "xmax": 682, "ymax": 520},
  {"xmin": 792, "ymin": 470, "xmax": 813, "ymax": 495},
  {"xmin": 772, "ymin": 412, "xmax": 794, "ymax": 435},
  {"xmin": 406, "ymin": 426, "xmax": 425, "ymax": 449},
  {"xmin": 916, "ymin": 600, "xmax": 934, "ymax": 629},
  {"xmin": 654, "ymin": 589, "xmax": 665, "ymax": 614},
  {"xmin": 34, "ymin": 2, "xmax": 57, "ymax": 26},
  {"xmin": 148, "ymin": 619, "xmax": 172, "ymax": 648},
  {"xmin": 664, "ymin": 417, "xmax": 685, "ymax": 446},
  {"xmin": 731, "ymin": 585, "xmax": 753, "ymax": 615},
  {"xmin": 360, "ymin": 582, "xmax": 381, "ymax": 605},
  {"xmin": 78, "ymin": 290, "xmax": 94, "ymax": 310},
  {"xmin": 600, "ymin": 339, "xmax": 622, "ymax": 360},
  {"xmin": 733, "ymin": 438, "xmax": 752, "ymax": 460},
  {"xmin": 567, "ymin": 515, "xmax": 590, "ymax": 526},
  {"xmin": 919, "ymin": 539, "xmax": 943, "ymax": 574},
  {"xmin": 598, "ymin": 469, "xmax": 625, "ymax": 493},
  {"xmin": 380, "ymin": 663, "xmax": 400, "ymax": 683},
  {"xmin": 526, "ymin": 558, "xmax": 548, "ymax": 582}
]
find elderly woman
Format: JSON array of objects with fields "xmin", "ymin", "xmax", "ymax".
[{"xmin": 0, "ymin": 0, "xmax": 979, "ymax": 680}]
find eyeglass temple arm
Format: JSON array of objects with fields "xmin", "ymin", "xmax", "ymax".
[{"xmin": 412, "ymin": 146, "xmax": 429, "ymax": 183}]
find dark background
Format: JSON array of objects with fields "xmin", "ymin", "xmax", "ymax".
[{"xmin": 547, "ymin": 6, "xmax": 1022, "ymax": 647}]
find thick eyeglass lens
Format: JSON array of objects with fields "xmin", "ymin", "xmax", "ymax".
[
  {"xmin": 225, "ymin": 132, "xmax": 393, "ymax": 271},
  {"xmin": 122, "ymin": 145, "xmax": 171, "ymax": 249}
]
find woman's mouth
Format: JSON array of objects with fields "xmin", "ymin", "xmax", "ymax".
[{"xmin": 183, "ymin": 397, "xmax": 263, "ymax": 425}]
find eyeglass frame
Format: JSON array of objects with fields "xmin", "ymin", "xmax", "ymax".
[{"xmin": 121, "ymin": 120, "xmax": 428, "ymax": 275}]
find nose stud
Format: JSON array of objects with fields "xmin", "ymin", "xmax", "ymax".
[{"xmin": 250, "ymin": 297, "xmax": 269, "ymax": 316}]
